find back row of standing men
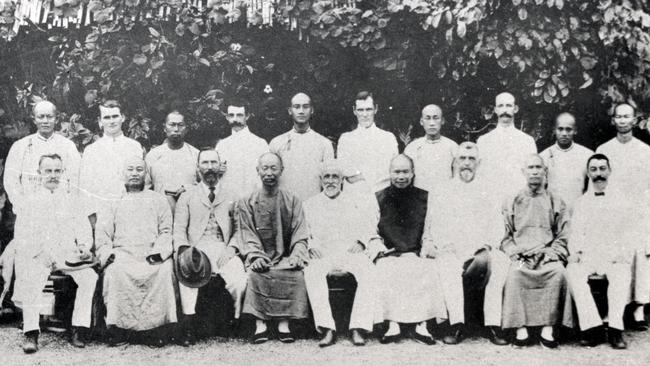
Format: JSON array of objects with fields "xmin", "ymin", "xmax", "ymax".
[{"xmin": 2, "ymin": 91, "xmax": 650, "ymax": 352}]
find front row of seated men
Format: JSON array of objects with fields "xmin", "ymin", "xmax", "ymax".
[{"xmin": 4, "ymin": 142, "xmax": 649, "ymax": 353}]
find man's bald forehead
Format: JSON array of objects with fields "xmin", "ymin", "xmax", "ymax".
[
  {"xmin": 615, "ymin": 103, "xmax": 635, "ymax": 115},
  {"xmin": 33, "ymin": 100, "xmax": 56, "ymax": 115},
  {"xmin": 523, "ymin": 154, "xmax": 545, "ymax": 167},
  {"xmin": 320, "ymin": 159, "xmax": 342, "ymax": 176},
  {"xmin": 555, "ymin": 112, "xmax": 576, "ymax": 127},
  {"xmin": 258, "ymin": 152, "xmax": 283, "ymax": 167},
  {"xmin": 495, "ymin": 92, "xmax": 515, "ymax": 104},
  {"xmin": 124, "ymin": 155, "xmax": 145, "ymax": 168},
  {"xmin": 456, "ymin": 141, "xmax": 479, "ymax": 157},
  {"xmin": 291, "ymin": 93, "xmax": 311, "ymax": 105},
  {"xmin": 390, "ymin": 154, "xmax": 414, "ymax": 171},
  {"xmin": 422, "ymin": 104, "xmax": 442, "ymax": 115}
]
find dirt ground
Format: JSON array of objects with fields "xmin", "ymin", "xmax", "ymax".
[{"xmin": 1, "ymin": 317, "xmax": 649, "ymax": 366}]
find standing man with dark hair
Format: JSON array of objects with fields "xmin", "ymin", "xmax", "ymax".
[
  {"xmin": 4, "ymin": 100, "xmax": 81, "ymax": 213},
  {"xmin": 146, "ymin": 111, "xmax": 199, "ymax": 212},
  {"xmin": 337, "ymin": 91, "xmax": 398, "ymax": 193},
  {"xmin": 269, "ymin": 93, "xmax": 334, "ymax": 201},
  {"xmin": 236, "ymin": 152, "xmax": 311, "ymax": 344},
  {"xmin": 216, "ymin": 98, "xmax": 269, "ymax": 198},
  {"xmin": 374, "ymin": 154, "xmax": 447, "ymax": 345},
  {"xmin": 79, "ymin": 100, "xmax": 145, "ymax": 228},
  {"xmin": 596, "ymin": 103, "xmax": 650, "ymax": 327},
  {"xmin": 540, "ymin": 112, "xmax": 593, "ymax": 209},
  {"xmin": 173, "ymin": 148, "xmax": 247, "ymax": 346},
  {"xmin": 566, "ymin": 153, "xmax": 644, "ymax": 349},
  {"xmin": 477, "ymin": 92, "xmax": 537, "ymax": 201},
  {"xmin": 404, "ymin": 104, "xmax": 457, "ymax": 193},
  {"xmin": 501, "ymin": 154, "xmax": 573, "ymax": 349},
  {"xmin": 12, "ymin": 154, "xmax": 97, "ymax": 353}
]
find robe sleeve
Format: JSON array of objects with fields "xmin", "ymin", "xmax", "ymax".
[
  {"xmin": 500, "ymin": 197, "xmax": 517, "ymax": 257},
  {"xmin": 549, "ymin": 194, "xmax": 570, "ymax": 262},
  {"xmin": 152, "ymin": 195, "xmax": 173, "ymax": 260},
  {"xmin": 172, "ymin": 191, "xmax": 190, "ymax": 250},
  {"xmin": 95, "ymin": 204, "xmax": 116, "ymax": 267},
  {"xmin": 3, "ymin": 141, "xmax": 24, "ymax": 211},
  {"xmin": 235, "ymin": 196, "xmax": 271, "ymax": 265}
]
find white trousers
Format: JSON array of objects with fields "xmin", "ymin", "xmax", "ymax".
[
  {"xmin": 434, "ymin": 249, "xmax": 509, "ymax": 327},
  {"xmin": 178, "ymin": 241, "xmax": 247, "ymax": 318},
  {"xmin": 566, "ymin": 261, "xmax": 632, "ymax": 331},
  {"xmin": 15, "ymin": 258, "xmax": 97, "ymax": 333},
  {"xmin": 304, "ymin": 254, "xmax": 377, "ymax": 332}
]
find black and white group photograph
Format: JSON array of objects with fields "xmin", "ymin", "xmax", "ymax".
[{"xmin": 0, "ymin": 0, "xmax": 650, "ymax": 365}]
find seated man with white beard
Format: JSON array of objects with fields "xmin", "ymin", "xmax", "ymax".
[
  {"xmin": 303, "ymin": 159, "xmax": 383, "ymax": 347},
  {"xmin": 96, "ymin": 156, "xmax": 177, "ymax": 346}
]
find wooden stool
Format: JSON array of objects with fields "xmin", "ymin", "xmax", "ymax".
[
  {"xmin": 588, "ymin": 274, "xmax": 608, "ymax": 318},
  {"xmin": 43, "ymin": 271, "xmax": 77, "ymax": 332}
]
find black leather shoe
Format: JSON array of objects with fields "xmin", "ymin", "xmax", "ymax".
[
  {"xmin": 630, "ymin": 320, "xmax": 649, "ymax": 331},
  {"xmin": 22, "ymin": 331, "xmax": 38, "ymax": 354},
  {"xmin": 443, "ymin": 324, "xmax": 463, "ymax": 345},
  {"xmin": 71, "ymin": 327, "xmax": 86, "ymax": 348},
  {"xmin": 579, "ymin": 327, "xmax": 603, "ymax": 347},
  {"xmin": 488, "ymin": 327, "xmax": 509, "ymax": 346},
  {"xmin": 318, "ymin": 329, "xmax": 336, "ymax": 348},
  {"xmin": 107, "ymin": 327, "xmax": 128, "ymax": 347},
  {"xmin": 380, "ymin": 333, "xmax": 401, "ymax": 344},
  {"xmin": 413, "ymin": 332, "xmax": 436, "ymax": 345},
  {"xmin": 608, "ymin": 329, "xmax": 627, "ymax": 350},
  {"xmin": 539, "ymin": 336, "xmax": 559, "ymax": 349},
  {"xmin": 350, "ymin": 329, "xmax": 366, "ymax": 346},
  {"xmin": 252, "ymin": 330, "xmax": 270, "ymax": 344},
  {"xmin": 278, "ymin": 331, "xmax": 295, "ymax": 343},
  {"xmin": 512, "ymin": 337, "xmax": 530, "ymax": 348},
  {"xmin": 147, "ymin": 337, "xmax": 166, "ymax": 348},
  {"xmin": 180, "ymin": 316, "xmax": 195, "ymax": 347}
]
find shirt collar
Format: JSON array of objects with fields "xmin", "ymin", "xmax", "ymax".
[
  {"xmin": 554, "ymin": 142, "xmax": 574, "ymax": 152},
  {"xmin": 101, "ymin": 133, "xmax": 125, "ymax": 142},
  {"xmin": 232, "ymin": 126, "xmax": 250, "ymax": 136},
  {"xmin": 35, "ymin": 133, "xmax": 56, "ymax": 142},
  {"xmin": 200, "ymin": 181, "xmax": 220, "ymax": 196}
]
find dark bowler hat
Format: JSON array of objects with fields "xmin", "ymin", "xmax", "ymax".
[{"xmin": 176, "ymin": 246, "xmax": 211, "ymax": 288}]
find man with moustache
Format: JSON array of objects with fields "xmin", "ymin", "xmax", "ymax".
[
  {"xmin": 596, "ymin": 103, "xmax": 650, "ymax": 327},
  {"xmin": 216, "ymin": 98, "xmax": 269, "ymax": 198},
  {"xmin": 422, "ymin": 142, "xmax": 510, "ymax": 345},
  {"xmin": 269, "ymin": 93, "xmax": 334, "ymax": 201},
  {"xmin": 501, "ymin": 154, "xmax": 573, "ymax": 348},
  {"xmin": 303, "ymin": 159, "xmax": 383, "ymax": 347},
  {"xmin": 540, "ymin": 113, "xmax": 593, "ymax": 209},
  {"xmin": 96, "ymin": 156, "xmax": 176, "ymax": 346},
  {"xmin": 477, "ymin": 92, "xmax": 537, "ymax": 201},
  {"xmin": 145, "ymin": 111, "xmax": 199, "ymax": 212},
  {"xmin": 4, "ymin": 100, "xmax": 81, "ymax": 213},
  {"xmin": 235, "ymin": 152, "xmax": 311, "ymax": 344},
  {"xmin": 566, "ymin": 154, "xmax": 646, "ymax": 349},
  {"xmin": 374, "ymin": 154, "xmax": 447, "ymax": 345},
  {"xmin": 337, "ymin": 91, "xmax": 398, "ymax": 193},
  {"xmin": 79, "ymin": 100, "xmax": 145, "ymax": 228},
  {"xmin": 173, "ymin": 148, "xmax": 247, "ymax": 346},
  {"xmin": 404, "ymin": 104, "xmax": 458, "ymax": 193},
  {"xmin": 12, "ymin": 154, "xmax": 97, "ymax": 353}
]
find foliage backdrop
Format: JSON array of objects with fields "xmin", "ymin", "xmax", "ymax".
[{"xmin": 1, "ymin": 0, "xmax": 650, "ymax": 153}]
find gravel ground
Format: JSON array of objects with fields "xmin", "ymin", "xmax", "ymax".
[{"xmin": 1, "ymin": 318, "xmax": 650, "ymax": 366}]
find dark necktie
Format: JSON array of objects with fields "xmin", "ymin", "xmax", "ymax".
[
  {"xmin": 594, "ymin": 192, "xmax": 605, "ymax": 196},
  {"xmin": 208, "ymin": 187, "xmax": 215, "ymax": 203}
]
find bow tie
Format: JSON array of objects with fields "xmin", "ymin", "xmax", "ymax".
[{"xmin": 594, "ymin": 192, "xmax": 605, "ymax": 196}]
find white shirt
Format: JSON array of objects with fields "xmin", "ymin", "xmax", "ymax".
[
  {"xmin": 422, "ymin": 177, "xmax": 503, "ymax": 261},
  {"xmin": 303, "ymin": 190, "xmax": 379, "ymax": 259},
  {"xmin": 146, "ymin": 142, "xmax": 199, "ymax": 194},
  {"xmin": 476, "ymin": 124, "xmax": 537, "ymax": 201},
  {"xmin": 79, "ymin": 134, "xmax": 144, "ymax": 216},
  {"xmin": 216, "ymin": 127, "xmax": 269, "ymax": 198},
  {"xmin": 540, "ymin": 142, "xmax": 593, "ymax": 209},
  {"xmin": 3, "ymin": 133, "xmax": 80, "ymax": 212},
  {"xmin": 570, "ymin": 188, "xmax": 642, "ymax": 265},
  {"xmin": 596, "ymin": 137, "xmax": 650, "ymax": 195},
  {"xmin": 337, "ymin": 124, "xmax": 398, "ymax": 192},
  {"xmin": 404, "ymin": 136, "xmax": 458, "ymax": 193},
  {"xmin": 269, "ymin": 128, "xmax": 334, "ymax": 201}
]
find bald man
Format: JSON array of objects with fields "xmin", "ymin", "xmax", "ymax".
[
  {"xmin": 269, "ymin": 93, "xmax": 334, "ymax": 201},
  {"xmin": 4, "ymin": 100, "xmax": 81, "ymax": 212},
  {"xmin": 236, "ymin": 152, "xmax": 311, "ymax": 344},
  {"xmin": 540, "ymin": 113, "xmax": 593, "ymax": 209},
  {"xmin": 501, "ymin": 154, "xmax": 573, "ymax": 348},
  {"xmin": 477, "ymin": 92, "xmax": 537, "ymax": 201},
  {"xmin": 404, "ymin": 104, "xmax": 458, "ymax": 193},
  {"xmin": 96, "ymin": 156, "xmax": 176, "ymax": 346}
]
